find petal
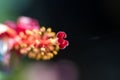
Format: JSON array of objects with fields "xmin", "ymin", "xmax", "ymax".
[
  {"xmin": 0, "ymin": 24, "xmax": 9, "ymax": 34},
  {"xmin": 4, "ymin": 21, "xmax": 17, "ymax": 29},
  {"xmin": 0, "ymin": 24, "xmax": 17, "ymax": 37},
  {"xmin": 17, "ymin": 16, "xmax": 40, "ymax": 31}
]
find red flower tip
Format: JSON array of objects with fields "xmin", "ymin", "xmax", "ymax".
[
  {"xmin": 58, "ymin": 38, "xmax": 64, "ymax": 43},
  {"xmin": 59, "ymin": 40, "xmax": 69, "ymax": 49},
  {"xmin": 57, "ymin": 31, "xmax": 69, "ymax": 49},
  {"xmin": 57, "ymin": 31, "xmax": 67, "ymax": 39}
]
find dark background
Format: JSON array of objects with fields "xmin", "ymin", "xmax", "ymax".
[{"xmin": 21, "ymin": 0, "xmax": 120, "ymax": 80}]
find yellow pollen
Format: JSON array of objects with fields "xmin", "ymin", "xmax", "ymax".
[
  {"xmin": 53, "ymin": 51, "xmax": 58, "ymax": 55},
  {"xmin": 33, "ymin": 48, "xmax": 39, "ymax": 53},
  {"xmin": 55, "ymin": 45, "xmax": 60, "ymax": 51},
  {"xmin": 32, "ymin": 29, "xmax": 38, "ymax": 33},
  {"xmin": 36, "ymin": 54, "xmax": 41, "ymax": 60},
  {"xmin": 40, "ymin": 27, "xmax": 46, "ymax": 32},
  {"xmin": 41, "ymin": 52, "xmax": 45, "ymax": 55},
  {"xmin": 41, "ymin": 47, "xmax": 46, "ymax": 52},
  {"xmin": 47, "ymin": 28, "xmax": 52, "ymax": 32},
  {"xmin": 49, "ymin": 38, "xmax": 57, "ymax": 45},
  {"xmin": 19, "ymin": 32, "xmax": 24, "ymax": 37},
  {"xmin": 30, "ymin": 45, "xmax": 34, "ymax": 49},
  {"xmin": 20, "ymin": 43, "xmax": 27, "ymax": 48},
  {"xmin": 47, "ymin": 32, "xmax": 56, "ymax": 37},
  {"xmin": 35, "ymin": 40, "xmax": 40, "ymax": 44},
  {"xmin": 28, "ymin": 52, "xmax": 36, "ymax": 58},
  {"xmin": 48, "ymin": 46, "xmax": 54, "ymax": 51},
  {"xmin": 43, "ymin": 56, "xmax": 50, "ymax": 60},
  {"xmin": 47, "ymin": 53, "xmax": 54, "ymax": 58},
  {"xmin": 20, "ymin": 49, "xmax": 27, "ymax": 55},
  {"xmin": 25, "ymin": 30, "xmax": 33, "ymax": 35},
  {"xmin": 38, "ymin": 32, "xmax": 42, "ymax": 35}
]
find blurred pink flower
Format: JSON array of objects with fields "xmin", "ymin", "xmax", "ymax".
[{"xmin": 18, "ymin": 60, "xmax": 78, "ymax": 80}]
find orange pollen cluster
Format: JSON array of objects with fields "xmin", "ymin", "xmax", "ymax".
[{"xmin": 13, "ymin": 27, "xmax": 60, "ymax": 60}]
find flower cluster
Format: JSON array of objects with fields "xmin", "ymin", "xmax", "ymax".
[{"xmin": 0, "ymin": 16, "xmax": 69, "ymax": 61}]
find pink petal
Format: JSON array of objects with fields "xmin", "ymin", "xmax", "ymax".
[
  {"xmin": 0, "ymin": 24, "xmax": 17, "ymax": 37},
  {"xmin": 4, "ymin": 21, "xmax": 17, "ymax": 29},
  {"xmin": 17, "ymin": 16, "xmax": 40, "ymax": 32}
]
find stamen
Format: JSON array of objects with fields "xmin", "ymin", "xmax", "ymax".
[{"xmin": 12, "ymin": 27, "xmax": 68, "ymax": 60}]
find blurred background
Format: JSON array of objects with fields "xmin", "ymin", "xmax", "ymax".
[{"xmin": 0, "ymin": 0, "xmax": 120, "ymax": 80}]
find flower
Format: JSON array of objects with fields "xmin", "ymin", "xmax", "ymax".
[{"xmin": 0, "ymin": 16, "xmax": 69, "ymax": 61}]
